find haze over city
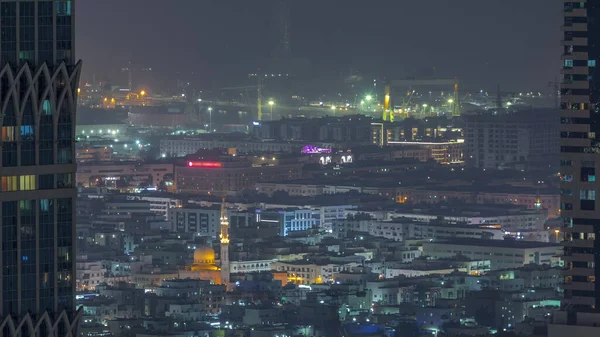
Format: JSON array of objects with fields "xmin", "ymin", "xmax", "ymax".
[{"xmin": 77, "ymin": 0, "xmax": 561, "ymax": 91}]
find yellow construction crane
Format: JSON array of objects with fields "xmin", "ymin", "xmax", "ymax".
[{"xmin": 382, "ymin": 83, "xmax": 394, "ymax": 122}]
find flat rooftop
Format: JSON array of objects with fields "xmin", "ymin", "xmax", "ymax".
[
  {"xmin": 428, "ymin": 238, "xmax": 560, "ymax": 249},
  {"xmin": 392, "ymin": 203, "xmax": 544, "ymax": 217}
]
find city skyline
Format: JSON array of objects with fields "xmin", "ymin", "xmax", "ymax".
[{"xmin": 0, "ymin": 1, "xmax": 588, "ymax": 336}]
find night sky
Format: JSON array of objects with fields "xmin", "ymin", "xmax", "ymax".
[{"xmin": 76, "ymin": 0, "xmax": 561, "ymax": 92}]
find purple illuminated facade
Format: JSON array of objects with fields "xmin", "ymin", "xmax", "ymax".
[{"xmin": 301, "ymin": 145, "xmax": 332, "ymax": 154}]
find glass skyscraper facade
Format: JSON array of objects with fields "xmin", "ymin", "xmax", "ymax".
[
  {"xmin": 0, "ymin": 1, "xmax": 80, "ymax": 336},
  {"xmin": 560, "ymin": 0, "xmax": 600, "ymax": 312}
]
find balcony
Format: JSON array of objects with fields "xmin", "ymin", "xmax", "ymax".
[
  {"xmin": 561, "ymin": 23, "xmax": 588, "ymax": 32},
  {"xmin": 562, "ymin": 253, "xmax": 594, "ymax": 262},
  {"xmin": 562, "ymin": 81, "xmax": 590, "ymax": 90},
  {"xmin": 564, "ymin": 8, "xmax": 587, "ymax": 18},
  {"xmin": 561, "ymin": 66, "xmax": 590, "ymax": 75},
  {"xmin": 563, "ymin": 281, "xmax": 594, "ymax": 291},
  {"xmin": 567, "ymin": 267, "xmax": 594, "ymax": 276},
  {"xmin": 561, "ymin": 37, "xmax": 588, "ymax": 46},
  {"xmin": 563, "ymin": 239, "xmax": 595, "ymax": 248},
  {"xmin": 562, "ymin": 52, "xmax": 588, "ymax": 60},
  {"xmin": 561, "ymin": 94, "xmax": 591, "ymax": 103}
]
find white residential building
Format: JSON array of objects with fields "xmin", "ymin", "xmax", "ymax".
[{"xmin": 422, "ymin": 239, "xmax": 561, "ymax": 269}]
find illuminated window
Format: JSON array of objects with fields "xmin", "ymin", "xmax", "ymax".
[
  {"xmin": 19, "ymin": 175, "xmax": 36, "ymax": 191},
  {"xmin": 42, "ymin": 100, "xmax": 52, "ymax": 116},
  {"xmin": 1, "ymin": 176, "xmax": 18, "ymax": 191},
  {"xmin": 580, "ymin": 189, "xmax": 596, "ymax": 200},
  {"xmin": 1, "ymin": 126, "xmax": 15, "ymax": 141},
  {"xmin": 564, "ymin": 60, "xmax": 574, "ymax": 68}
]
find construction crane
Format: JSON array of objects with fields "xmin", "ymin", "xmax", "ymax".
[
  {"xmin": 382, "ymin": 83, "xmax": 393, "ymax": 122},
  {"xmin": 548, "ymin": 78, "xmax": 560, "ymax": 108},
  {"xmin": 121, "ymin": 62, "xmax": 152, "ymax": 92},
  {"xmin": 452, "ymin": 82, "xmax": 461, "ymax": 116},
  {"xmin": 121, "ymin": 62, "xmax": 152, "ymax": 114},
  {"xmin": 220, "ymin": 75, "xmax": 265, "ymax": 121},
  {"xmin": 387, "ymin": 78, "xmax": 461, "ymax": 117}
]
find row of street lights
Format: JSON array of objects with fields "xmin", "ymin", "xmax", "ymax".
[{"xmin": 198, "ymin": 99, "xmax": 277, "ymax": 132}]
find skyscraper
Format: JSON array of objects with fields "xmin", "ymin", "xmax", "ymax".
[
  {"xmin": 552, "ymin": 1, "xmax": 600, "ymax": 335},
  {"xmin": 560, "ymin": 0, "xmax": 598, "ymax": 308},
  {"xmin": 272, "ymin": 0, "xmax": 291, "ymax": 57},
  {"xmin": 0, "ymin": 1, "xmax": 81, "ymax": 336}
]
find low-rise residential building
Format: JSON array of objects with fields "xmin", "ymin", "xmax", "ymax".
[
  {"xmin": 272, "ymin": 260, "xmax": 361, "ymax": 285},
  {"xmin": 77, "ymin": 161, "xmax": 173, "ymax": 190},
  {"xmin": 76, "ymin": 260, "xmax": 108, "ymax": 291},
  {"xmin": 390, "ymin": 204, "xmax": 547, "ymax": 233},
  {"xmin": 422, "ymin": 239, "xmax": 561, "ymax": 269},
  {"xmin": 160, "ymin": 135, "xmax": 302, "ymax": 157},
  {"xmin": 175, "ymin": 159, "xmax": 302, "ymax": 195},
  {"xmin": 169, "ymin": 205, "xmax": 221, "ymax": 237}
]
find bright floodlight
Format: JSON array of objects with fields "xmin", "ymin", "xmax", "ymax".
[
  {"xmin": 331, "ymin": 105, "xmax": 336, "ymax": 110},
  {"xmin": 448, "ymin": 99, "xmax": 454, "ymax": 103},
  {"xmin": 269, "ymin": 100, "xmax": 275, "ymax": 106},
  {"xmin": 365, "ymin": 95, "xmax": 373, "ymax": 101}
]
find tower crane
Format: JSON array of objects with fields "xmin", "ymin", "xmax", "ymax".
[
  {"xmin": 220, "ymin": 75, "xmax": 265, "ymax": 121},
  {"xmin": 382, "ymin": 83, "xmax": 393, "ymax": 122}
]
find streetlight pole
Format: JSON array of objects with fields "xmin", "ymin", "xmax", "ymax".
[
  {"xmin": 197, "ymin": 98, "xmax": 202, "ymax": 123},
  {"xmin": 268, "ymin": 100, "xmax": 275, "ymax": 121},
  {"xmin": 208, "ymin": 107, "xmax": 213, "ymax": 132}
]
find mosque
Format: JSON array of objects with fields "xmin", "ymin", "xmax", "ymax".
[
  {"xmin": 179, "ymin": 201, "xmax": 230, "ymax": 289},
  {"xmin": 179, "ymin": 244, "xmax": 222, "ymax": 284}
]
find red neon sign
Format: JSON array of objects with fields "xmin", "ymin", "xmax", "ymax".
[{"xmin": 187, "ymin": 161, "xmax": 223, "ymax": 168}]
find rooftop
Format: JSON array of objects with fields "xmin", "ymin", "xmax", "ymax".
[{"xmin": 428, "ymin": 238, "xmax": 560, "ymax": 249}]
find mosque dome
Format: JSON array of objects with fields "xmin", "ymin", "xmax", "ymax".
[{"xmin": 193, "ymin": 245, "xmax": 215, "ymax": 265}]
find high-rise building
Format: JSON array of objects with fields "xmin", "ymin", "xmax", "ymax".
[
  {"xmin": 272, "ymin": 0, "xmax": 291, "ymax": 57},
  {"xmin": 552, "ymin": 1, "xmax": 600, "ymax": 336},
  {"xmin": 464, "ymin": 109, "xmax": 559, "ymax": 169},
  {"xmin": 0, "ymin": 0, "xmax": 81, "ymax": 336}
]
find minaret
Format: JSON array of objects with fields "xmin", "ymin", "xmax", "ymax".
[{"xmin": 219, "ymin": 198, "xmax": 230, "ymax": 290}]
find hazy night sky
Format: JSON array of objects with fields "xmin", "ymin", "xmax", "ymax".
[{"xmin": 76, "ymin": 0, "xmax": 561, "ymax": 92}]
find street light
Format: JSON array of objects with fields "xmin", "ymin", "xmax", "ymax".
[
  {"xmin": 196, "ymin": 99, "xmax": 203, "ymax": 123},
  {"xmin": 331, "ymin": 105, "xmax": 336, "ymax": 115},
  {"xmin": 140, "ymin": 90, "xmax": 146, "ymax": 97},
  {"xmin": 447, "ymin": 99, "xmax": 454, "ymax": 104},
  {"xmin": 208, "ymin": 107, "xmax": 213, "ymax": 132},
  {"xmin": 365, "ymin": 95, "xmax": 373, "ymax": 102},
  {"xmin": 268, "ymin": 100, "xmax": 275, "ymax": 120}
]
